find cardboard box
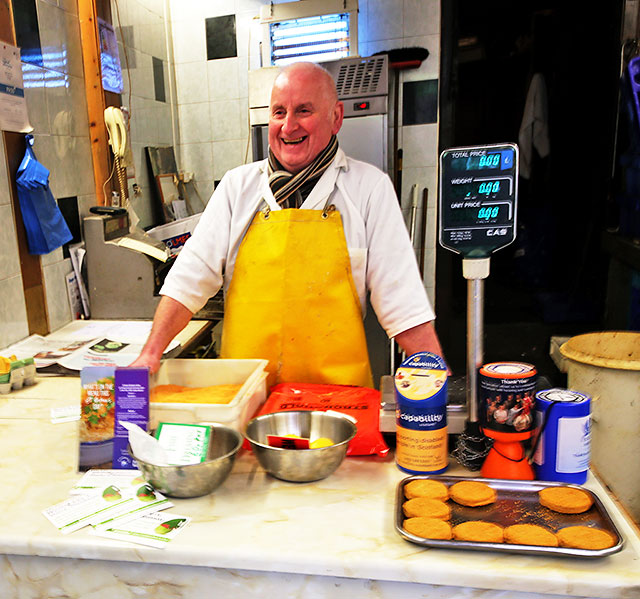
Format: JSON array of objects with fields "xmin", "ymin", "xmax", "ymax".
[{"xmin": 149, "ymin": 359, "xmax": 268, "ymax": 431}]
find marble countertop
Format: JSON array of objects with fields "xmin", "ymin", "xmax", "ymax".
[{"xmin": 2, "ymin": 378, "xmax": 640, "ymax": 599}]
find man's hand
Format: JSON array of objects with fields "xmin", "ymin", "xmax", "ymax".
[
  {"xmin": 129, "ymin": 350, "xmax": 162, "ymax": 374},
  {"xmin": 131, "ymin": 296, "xmax": 194, "ymax": 374},
  {"xmin": 394, "ymin": 321, "xmax": 450, "ymax": 374}
]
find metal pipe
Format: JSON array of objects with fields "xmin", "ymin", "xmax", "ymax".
[{"xmin": 466, "ymin": 277, "xmax": 484, "ymax": 423}]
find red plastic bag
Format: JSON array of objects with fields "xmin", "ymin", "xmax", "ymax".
[{"xmin": 252, "ymin": 382, "xmax": 389, "ymax": 457}]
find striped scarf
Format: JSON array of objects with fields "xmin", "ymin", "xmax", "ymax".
[{"xmin": 267, "ymin": 135, "xmax": 339, "ymax": 209}]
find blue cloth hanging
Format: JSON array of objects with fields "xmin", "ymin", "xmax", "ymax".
[{"xmin": 16, "ymin": 134, "xmax": 73, "ymax": 255}]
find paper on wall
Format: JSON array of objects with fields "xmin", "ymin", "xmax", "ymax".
[{"xmin": 0, "ymin": 43, "xmax": 32, "ymax": 133}]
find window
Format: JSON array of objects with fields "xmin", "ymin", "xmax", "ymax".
[{"xmin": 260, "ymin": 0, "xmax": 358, "ymax": 67}]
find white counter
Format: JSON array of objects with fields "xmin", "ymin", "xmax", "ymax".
[{"xmin": 2, "ymin": 377, "xmax": 640, "ymax": 599}]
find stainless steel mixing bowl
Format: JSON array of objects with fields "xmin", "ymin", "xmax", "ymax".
[
  {"xmin": 244, "ymin": 410, "xmax": 357, "ymax": 482},
  {"xmin": 133, "ymin": 423, "xmax": 243, "ymax": 498}
]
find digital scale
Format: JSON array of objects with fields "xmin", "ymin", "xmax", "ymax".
[
  {"xmin": 439, "ymin": 142, "xmax": 520, "ymax": 469},
  {"xmin": 379, "ymin": 143, "xmax": 518, "ymax": 438},
  {"xmin": 439, "ymin": 143, "xmax": 518, "ymax": 261}
]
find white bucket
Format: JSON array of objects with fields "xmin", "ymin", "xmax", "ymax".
[{"xmin": 560, "ymin": 331, "xmax": 640, "ymax": 522}]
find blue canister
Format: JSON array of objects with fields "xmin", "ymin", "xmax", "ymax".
[
  {"xmin": 532, "ymin": 388, "xmax": 591, "ymax": 484},
  {"xmin": 395, "ymin": 351, "xmax": 448, "ymax": 475}
]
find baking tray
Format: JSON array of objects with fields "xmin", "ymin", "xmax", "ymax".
[{"xmin": 395, "ymin": 475, "xmax": 624, "ymax": 558}]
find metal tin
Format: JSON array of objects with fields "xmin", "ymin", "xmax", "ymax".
[
  {"xmin": 395, "ymin": 475, "xmax": 624, "ymax": 559},
  {"xmin": 533, "ymin": 388, "xmax": 591, "ymax": 484},
  {"xmin": 395, "ymin": 352, "xmax": 448, "ymax": 475},
  {"xmin": 479, "ymin": 362, "xmax": 537, "ymax": 434}
]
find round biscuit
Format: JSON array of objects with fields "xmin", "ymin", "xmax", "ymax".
[
  {"xmin": 402, "ymin": 497, "xmax": 451, "ymax": 520},
  {"xmin": 403, "ymin": 517, "xmax": 452, "ymax": 540},
  {"xmin": 450, "ymin": 480, "xmax": 497, "ymax": 507},
  {"xmin": 538, "ymin": 486, "xmax": 593, "ymax": 514},
  {"xmin": 557, "ymin": 526, "xmax": 617, "ymax": 550},
  {"xmin": 452, "ymin": 520, "xmax": 503, "ymax": 543},
  {"xmin": 504, "ymin": 524, "xmax": 558, "ymax": 547},
  {"xmin": 404, "ymin": 479, "xmax": 449, "ymax": 501}
]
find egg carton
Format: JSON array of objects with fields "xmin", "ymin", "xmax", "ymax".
[{"xmin": 0, "ymin": 356, "xmax": 37, "ymax": 394}]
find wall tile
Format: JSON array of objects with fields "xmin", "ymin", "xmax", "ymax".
[
  {"xmin": 211, "ymin": 99, "xmax": 241, "ymax": 142},
  {"xmin": 0, "ymin": 142, "xmax": 9, "ymax": 207},
  {"xmin": 399, "ymin": 166, "xmax": 437, "ymax": 211},
  {"xmin": 212, "ymin": 139, "xmax": 243, "ymax": 180},
  {"xmin": 202, "ymin": 1, "xmax": 237, "ymax": 20},
  {"xmin": 46, "ymin": 73, "xmax": 75, "ymax": 137},
  {"xmin": 167, "ymin": 0, "xmax": 203, "ymax": 23},
  {"xmin": 69, "ymin": 75, "xmax": 90, "ymax": 136},
  {"xmin": 403, "ymin": 0, "xmax": 439, "ymax": 38},
  {"xmin": 179, "ymin": 142, "xmax": 214, "ymax": 183},
  {"xmin": 357, "ymin": 0, "xmax": 368, "ymax": 46},
  {"xmin": 178, "ymin": 102, "xmax": 213, "ymax": 144},
  {"xmin": 401, "ymin": 34, "xmax": 440, "ymax": 81},
  {"xmin": 367, "ymin": 0, "xmax": 403, "ymax": 43},
  {"xmin": 0, "ymin": 205, "xmax": 21, "ymax": 281},
  {"xmin": 0, "ymin": 276, "xmax": 29, "ymax": 348},
  {"xmin": 194, "ymin": 178, "xmax": 214, "ymax": 204},
  {"xmin": 235, "ymin": 12, "xmax": 253, "ymax": 59},
  {"xmin": 23, "ymin": 66, "xmax": 49, "ymax": 134},
  {"xmin": 59, "ymin": 0, "xmax": 78, "ymax": 16},
  {"xmin": 237, "ymin": 56, "xmax": 249, "ymax": 99},
  {"xmin": 63, "ymin": 9, "xmax": 84, "ymax": 78},
  {"xmin": 172, "ymin": 19, "xmax": 206, "ymax": 64},
  {"xmin": 37, "ymin": 1, "xmax": 63, "ymax": 71},
  {"xmin": 175, "ymin": 62, "xmax": 209, "ymax": 104},
  {"xmin": 40, "ymin": 246, "xmax": 64, "ymax": 268},
  {"xmin": 207, "ymin": 57, "xmax": 239, "ymax": 101},
  {"xmin": 401, "ymin": 123, "xmax": 438, "ymax": 168},
  {"xmin": 43, "ymin": 257, "xmax": 72, "ymax": 331}
]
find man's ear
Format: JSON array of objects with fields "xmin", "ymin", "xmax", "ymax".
[{"xmin": 332, "ymin": 101, "xmax": 345, "ymax": 135}]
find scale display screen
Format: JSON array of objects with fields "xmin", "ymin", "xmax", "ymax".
[{"xmin": 439, "ymin": 143, "xmax": 518, "ymax": 258}]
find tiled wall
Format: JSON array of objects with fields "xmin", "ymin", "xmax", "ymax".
[
  {"xmin": 111, "ymin": 0, "xmax": 178, "ymax": 229},
  {"xmin": 0, "ymin": 0, "xmax": 96, "ymax": 347},
  {"xmin": 168, "ymin": 0, "xmax": 260, "ymax": 202},
  {"xmin": 0, "ymin": 0, "xmax": 441, "ymax": 348},
  {"xmin": 166, "ymin": 0, "xmax": 440, "ymax": 304},
  {"xmin": 359, "ymin": 0, "xmax": 441, "ymax": 306}
]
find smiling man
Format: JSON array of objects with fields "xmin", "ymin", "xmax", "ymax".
[{"xmin": 132, "ymin": 62, "xmax": 444, "ymax": 386}]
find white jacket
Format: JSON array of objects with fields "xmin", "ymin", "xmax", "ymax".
[{"xmin": 160, "ymin": 149, "xmax": 434, "ymax": 339}]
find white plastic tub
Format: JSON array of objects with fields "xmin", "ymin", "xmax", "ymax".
[
  {"xmin": 149, "ymin": 358, "xmax": 268, "ymax": 432},
  {"xmin": 560, "ymin": 331, "xmax": 640, "ymax": 522}
]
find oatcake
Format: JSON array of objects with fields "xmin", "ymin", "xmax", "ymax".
[
  {"xmin": 504, "ymin": 524, "xmax": 558, "ymax": 547},
  {"xmin": 403, "ymin": 517, "xmax": 452, "ymax": 540},
  {"xmin": 150, "ymin": 384, "xmax": 242, "ymax": 404},
  {"xmin": 450, "ymin": 480, "xmax": 497, "ymax": 507},
  {"xmin": 404, "ymin": 479, "xmax": 449, "ymax": 501},
  {"xmin": 557, "ymin": 526, "xmax": 617, "ymax": 550},
  {"xmin": 402, "ymin": 497, "xmax": 451, "ymax": 520},
  {"xmin": 452, "ymin": 521, "xmax": 503, "ymax": 543},
  {"xmin": 538, "ymin": 486, "xmax": 593, "ymax": 514}
]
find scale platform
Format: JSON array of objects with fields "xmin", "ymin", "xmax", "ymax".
[{"xmin": 379, "ymin": 375, "xmax": 467, "ymax": 435}]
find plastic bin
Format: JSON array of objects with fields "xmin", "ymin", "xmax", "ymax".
[
  {"xmin": 149, "ymin": 358, "xmax": 268, "ymax": 431},
  {"xmin": 560, "ymin": 331, "xmax": 640, "ymax": 521},
  {"xmin": 147, "ymin": 214, "xmax": 201, "ymax": 255}
]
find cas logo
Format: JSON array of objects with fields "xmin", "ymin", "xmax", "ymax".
[{"xmin": 487, "ymin": 228, "xmax": 508, "ymax": 236}]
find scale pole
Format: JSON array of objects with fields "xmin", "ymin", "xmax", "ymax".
[
  {"xmin": 463, "ymin": 258, "xmax": 491, "ymax": 423},
  {"xmin": 466, "ymin": 277, "xmax": 483, "ymax": 423}
]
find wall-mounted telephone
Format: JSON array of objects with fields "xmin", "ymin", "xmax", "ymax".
[
  {"xmin": 104, "ymin": 106, "xmax": 132, "ymax": 207},
  {"xmin": 104, "ymin": 106, "xmax": 128, "ymax": 160}
]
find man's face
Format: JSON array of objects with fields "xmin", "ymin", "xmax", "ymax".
[{"xmin": 268, "ymin": 66, "xmax": 343, "ymax": 174}]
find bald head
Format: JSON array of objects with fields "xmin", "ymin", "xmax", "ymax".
[
  {"xmin": 274, "ymin": 62, "xmax": 339, "ymax": 104},
  {"xmin": 268, "ymin": 61, "xmax": 344, "ymax": 173}
]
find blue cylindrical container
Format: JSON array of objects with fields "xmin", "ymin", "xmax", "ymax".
[
  {"xmin": 532, "ymin": 388, "xmax": 591, "ymax": 484},
  {"xmin": 395, "ymin": 351, "xmax": 448, "ymax": 475}
]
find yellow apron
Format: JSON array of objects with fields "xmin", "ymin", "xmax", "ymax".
[{"xmin": 220, "ymin": 202, "xmax": 373, "ymax": 389}]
